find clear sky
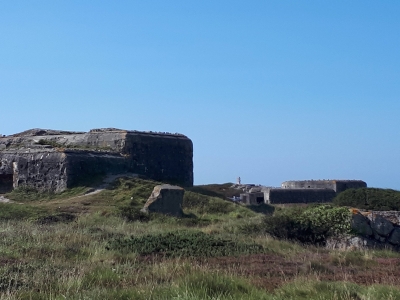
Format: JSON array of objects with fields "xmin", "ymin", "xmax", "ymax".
[{"xmin": 1, "ymin": 1, "xmax": 399, "ymax": 189}]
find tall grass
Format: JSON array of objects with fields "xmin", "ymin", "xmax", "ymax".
[{"xmin": 1, "ymin": 178, "xmax": 400, "ymax": 299}]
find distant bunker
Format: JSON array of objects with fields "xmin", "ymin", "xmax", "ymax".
[
  {"xmin": 240, "ymin": 180, "xmax": 367, "ymax": 205},
  {"xmin": 0, "ymin": 128, "xmax": 193, "ymax": 193}
]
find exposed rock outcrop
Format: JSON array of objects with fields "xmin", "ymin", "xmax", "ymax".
[{"xmin": 328, "ymin": 210, "xmax": 400, "ymax": 251}]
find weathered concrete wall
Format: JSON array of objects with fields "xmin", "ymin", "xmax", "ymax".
[
  {"xmin": 64, "ymin": 150, "xmax": 128, "ymax": 188},
  {"xmin": 237, "ymin": 179, "xmax": 367, "ymax": 205},
  {"xmin": 0, "ymin": 128, "xmax": 194, "ymax": 192},
  {"xmin": 124, "ymin": 132, "xmax": 193, "ymax": 186},
  {"xmin": 334, "ymin": 180, "xmax": 367, "ymax": 193},
  {"xmin": 0, "ymin": 150, "xmax": 68, "ymax": 192},
  {"xmin": 281, "ymin": 180, "xmax": 336, "ymax": 190},
  {"xmin": 0, "ymin": 150, "xmax": 129, "ymax": 192},
  {"xmin": 281, "ymin": 180, "xmax": 366, "ymax": 193},
  {"xmin": 240, "ymin": 192, "xmax": 264, "ymax": 205},
  {"xmin": 265, "ymin": 188, "xmax": 336, "ymax": 204}
]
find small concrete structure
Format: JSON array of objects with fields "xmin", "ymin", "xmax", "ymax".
[{"xmin": 141, "ymin": 184, "xmax": 184, "ymax": 217}]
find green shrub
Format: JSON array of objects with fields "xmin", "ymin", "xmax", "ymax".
[
  {"xmin": 106, "ymin": 231, "xmax": 264, "ymax": 257},
  {"xmin": 333, "ymin": 188, "xmax": 400, "ymax": 210},
  {"xmin": 263, "ymin": 205, "xmax": 351, "ymax": 244},
  {"xmin": 36, "ymin": 139, "xmax": 63, "ymax": 148},
  {"xmin": 298, "ymin": 205, "xmax": 351, "ymax": 237}
]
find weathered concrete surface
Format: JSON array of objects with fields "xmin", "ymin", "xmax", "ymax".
[
  {"xmin": 236, "ymin": 179, "xmax": 366, "ymax": 205},
  {"xmin": 0, "ymin": 128, "xmax": 193, "ymax": 192},
  {"xmin": 141, "ymin": 184, "xmax": 184, "ymax": 217},
  {"xmin": 281, "ymin": 180, "xmax": 367, "ymax": 193},
  {"xmin": 0, "ymin": 149, "xmax": 68, "ymax": 192},
  {"xmin": 265, "ymin": 188, "xmax": 336, "ymax": 204}
]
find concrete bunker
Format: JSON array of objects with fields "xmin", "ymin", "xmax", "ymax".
[
  {"xmin": 0, "ymin": 128, "xmax": 193, "ymax": 193},
  {"xmin": 240, "ymin": 179, "xmax": 367, "ymax": 205}
]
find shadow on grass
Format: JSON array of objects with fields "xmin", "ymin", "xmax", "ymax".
[{"xmin": 36, "ymin": 212, "xmax": 76, "ymax": 225}]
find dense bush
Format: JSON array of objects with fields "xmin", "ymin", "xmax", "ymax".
[
  {"xmin": 333, "ymin": 188, "xmax": 400, "ymax": 211},
  {"xmin": 107, "ymin": 231, "xmax": 264, "ymax": 257},
  {"xmin": 263, "ymin": 205, "xmax": 351, "ymax": 244}
]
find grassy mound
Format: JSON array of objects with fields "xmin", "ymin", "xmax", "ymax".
[
  {"xmin": 1, "ymin": 178, "xmax": 400, "ymax": 298},
  {"xmin": 186, "ymin": 183, "xmax": 241, "ymax": 199},
  {"xmin": 333, "ymin": 188, "xmax": 400, "ymax": 210},
  {"xmin": 6, "ymin": 186, "xmax": 90, "ymax": 202}
]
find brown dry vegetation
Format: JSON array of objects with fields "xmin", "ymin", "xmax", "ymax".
[{"xmin": 201, "ymin": 252, "xmax": 400, "ymax": 292}]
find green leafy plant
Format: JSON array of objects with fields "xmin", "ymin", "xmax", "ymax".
[
  {"xmin": 298, "ymin": 205, "xmax": 352, "ymax": 237},
  {"xmin": 263, "ymin": 205, "xmax": 351, "ymax": 244}
]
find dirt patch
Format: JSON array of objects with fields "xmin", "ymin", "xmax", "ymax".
[
  {"xmin": 0, "ymin": 257, "xmax": 21, "ymax": 266},
  {"xmin": 58, "ymin": 206, "xmax": 89, "ymax": 214}
]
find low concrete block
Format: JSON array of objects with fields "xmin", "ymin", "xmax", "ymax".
[{"xmin": 141, "ymin": 184, "xmax": 184, "ymax": 217}]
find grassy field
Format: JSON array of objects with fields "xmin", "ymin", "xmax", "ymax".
[{"xmin": 1, "ymin": 178, "xmax": 400, "ymax": 299}]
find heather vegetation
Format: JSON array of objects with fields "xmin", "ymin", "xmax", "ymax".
[
  {"xmin": 1, "ymin": 179, "xmax": 400, "ymax": 299},
  {"xmin": 333, "ymin": 187, "xmax": 400, "ymax": 211}
]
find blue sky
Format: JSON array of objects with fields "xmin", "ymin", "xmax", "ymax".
[{"xmin": 1, "ymin": 1, "xmax": 399, "ymax": 189}]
